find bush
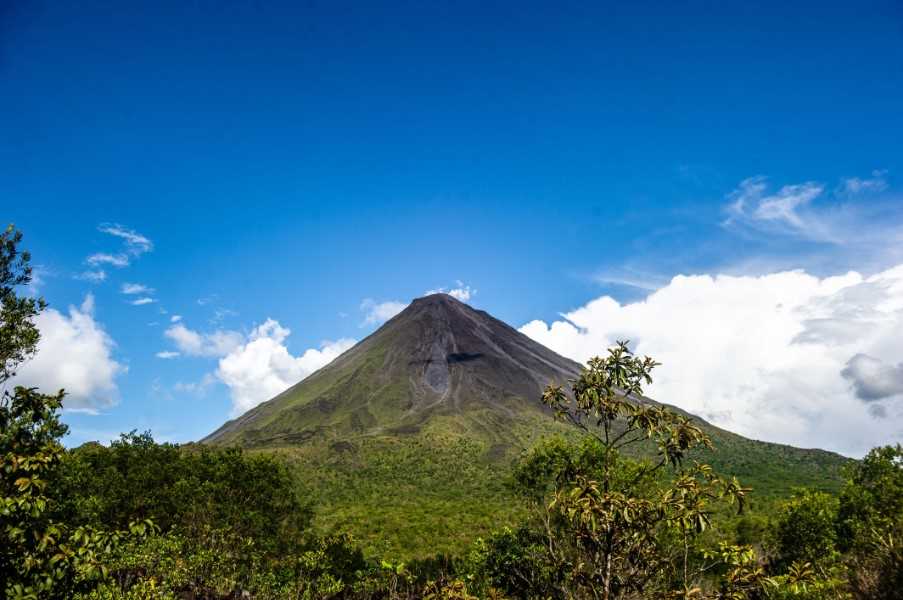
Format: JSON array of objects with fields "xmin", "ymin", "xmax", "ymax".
[{"xmin": 772, "ymin": 490, "xmax": 838, "ymax": 569}]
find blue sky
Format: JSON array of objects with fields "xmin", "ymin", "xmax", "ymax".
[{"xmin": 3, "ymin": 1, "xmax": 902, "ymax": 455}]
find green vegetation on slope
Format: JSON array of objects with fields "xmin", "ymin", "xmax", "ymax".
[
  {"xmin": 262, "ymin": 412, "xmax": 575, "ymax": 558},
  {"xmin": 245, "ymin": 413, "xmax": 848, "ymax": 560}
]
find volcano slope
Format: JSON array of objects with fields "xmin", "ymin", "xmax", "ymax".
[{"xmin": 204, "ymin": 293, "xmax": 849, "ymax": 558}]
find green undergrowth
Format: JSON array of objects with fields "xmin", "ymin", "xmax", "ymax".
[
  {"xmin": 252, "ymin": 414, "xmax": 849, "ymax": 560},
  {"xmin": 261, "ymin": 414, "xmax": 568, "ymax": 559}
]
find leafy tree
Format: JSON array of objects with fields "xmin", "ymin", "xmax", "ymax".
[
  {"xmin": 836, "ymin": 444, "xmax": 902, "ymax": 551},
  {"xmin": 517, "ymin": 341, "xmax": 755, "ymax": 599},
  {"xmin": 837, "ymin": 445, "xmax": 903, "ymax": 600},
  {"xmin": 772, "ymin": 490, "xmax": 838, "ymax": 570},
  {"xmin": 0, "ymin": 224, "xmax": 46, "ymax": 384},
  {"xmin": 470, "ymin": 525, "xmax": 560, "ymax": 599}
]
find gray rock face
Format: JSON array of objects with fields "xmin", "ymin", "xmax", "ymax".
[{"xmin": 389, "ymin": 294, "xmax": 582, "ymax": 415}]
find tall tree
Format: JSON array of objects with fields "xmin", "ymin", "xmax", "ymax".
[
  {"xmin": 519, "ymin": 342, "xmax": 755, "ymax": 599},
  {"xmin": 0, "ymin": 224, "xmax": 46, "ymax": 384}
]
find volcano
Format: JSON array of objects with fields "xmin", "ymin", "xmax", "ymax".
[
  {"xmin": 204, "ymin": 293, "xmax": 582, "ymax": 447},
  {"xmin": 202, "ymin": 293, "xmax": 848, "ymax": 557}
]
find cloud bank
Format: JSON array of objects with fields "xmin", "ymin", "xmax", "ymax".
[
  {"xmin": 520, "ymin": 266, "xmax": 903, "ymax": 457},
  {"xmin": 216, "ymin": 320, "xmax": 356, "ymax": 415},
  {"xmin": 11, "ymin": 295, "xmax": 124, "ymax": 412}
]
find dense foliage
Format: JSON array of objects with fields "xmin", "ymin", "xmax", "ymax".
[
  {"xmin": 56, "ymin": 432, "xmax": 312, "ymax": 557},
  {"xmin": 2, "ymin": 225, "xmax": 901, "ymax": 598}
]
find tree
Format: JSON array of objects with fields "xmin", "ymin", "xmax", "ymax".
[
  {"xmin": 518, "ymin": 341, "xmax": 754, "ymax": 600},
  {"xmin": 836, "ymin": 444, "xmax": 903, "ymax": 552},
  {"xmin": 837, "ymin": 445, "xmax": 903, "ymax": 600},
  {"xmin": 772, "ymin": 490, "xmax": 838, "ymax": 570},
  {"xmin": 0, "ymin": 224, "xmax": 45, "ymax": 384}
]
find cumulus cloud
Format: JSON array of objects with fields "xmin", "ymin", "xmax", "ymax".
[
  {"xmin": 425, "ymin": 281, "xmax": 477, "ymax": 302},
  {"xmin": 520, "ymin": 265, "xmax": 903, "ymax": 457},
  {"xmin": 121, "ymin": 283, "xmax": 154, "ymax": 295},
  {"xmin": 163, "ymin": 323, "xmax": 243, "ymax": 357},
  {"xmin": 170, "ymin": 315, "xmax": 182, "ymax": 323},
  {"xmin": 216, "ymin": 319, "xmax": 356, "ymax": 415},
  {"xmin": 11, "ymin": 295, "xmax": 124, "ymax": 411},
  {"xmin": 360, "ymin": 298, "xmax": 408, "ymax": 326},
  {"xmin": 130, "ymin": 297, "xmax": 156, "ymax": 306}
]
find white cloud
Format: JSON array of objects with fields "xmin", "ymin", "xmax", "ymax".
[
  {"xmin": 130, "ymin": 297, "xmax": 156, "ymax": 306},
  {"xmin": 840, "ymin": 170, "xmax": 888, "ymax": 196},
  {"xmin": 121, "ymin": 282, "xmax": 154, "ymax": 295},
  {"xmin": 753, "ymin": 183, "xmax": 823, "ymax": 228},
  {"xmin": 155, "ymin": 351, "xmax": 180, "ymax": 359},
  {"xmin": 425, "ymin": 281, "xmax": 477, "ymax": 302},
  {"xmin": 82, "ymin": 224, "xmax": 153, "ymax": 271},
  {"xmin": 216, "ymin": 319, "xmax": 356, "ymax": 415},
  {"xmin": 11, "ymin": 295, "xmax": 124, "ymax": 411},
  {"xmin": 520, "ymin": 265, "xmax": 903, "ymax": 457},
  {"xmin": 75, "ymin": 270, "xmax": 107, "ymax": 283},
  {"xmin": 163, "ymin": 323, "xmax": 243, "ymax": 357},
  {"xmin": 449, "ymin": 286, "xmax": 474, "ymax": 301},
  {"xmin": 170, "ymin": 315, "xmax": 182, "ymax": 323},
  {"xmin": 721, "ymin": 174, "xmax": 903, "ymax": 263},
  {"xmin": 724, "ymin": 177, "xmax": 834, "ymax": 241},
  {"xmin": 98, "ymin": 223, "xmax": 153, "ymax": 255},
  {"xmin": 360, "ymin": 298, "xmax": 408, "ymax": 326},
  {"xmin": 86, "ymin": 253, "xmax": 129, "ymax": 268}
]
